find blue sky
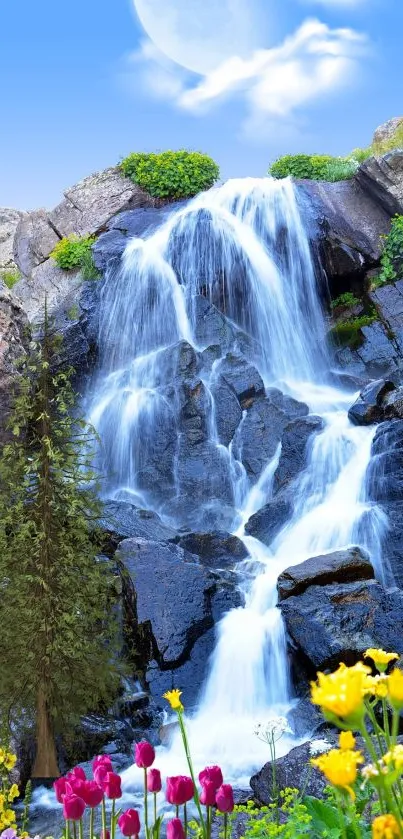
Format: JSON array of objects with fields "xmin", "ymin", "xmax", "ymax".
[{"xmin": 0, "ymin": 0, "xmax": 401, "ymax": 209}]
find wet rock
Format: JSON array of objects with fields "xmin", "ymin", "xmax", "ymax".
[
  {"xmin": 209, "ymin": 376, "xmax": 243, "ymax": 446},
  {"xmin": 192, "ymin": 296, "xmax": 239, "ymax": 352},
  {"xmin": 367, "ymin": 420, "xmax": 403, "ymax": 587},
  {"xmin": 245, "ymin": 491, "xmax": 293, "ymax": 546},
  {"xmin": 348, "ymin": 378, "xmax": 396, "ymax": 425},
  {"xmin": 273, "ymin": 415, "xmax": 324, "ymax": 493},
  {"xmin": 251, "ymin": 741, "xmax": 329, "ymax": 802},
  {"xmin": 281, "ymin": 579, "xmax": 403, "ymax": 671},
  {"xmin": 100, "ymin": 501, "xmax": 177, "ymax": 544},
  {"xmin": 217, "ymin": 352, "xmax": 264, "ymax": 406},
  {"xmin": 356, "ymin": 150, "xmax": 403, "ymax": 217},
  {"xmin": 117, "ymin": 538, "xmax": 216, "ymax": 666},
  {"xmin": 277, "ymin": 547, "xmax": 374, "ymax": 601},
  {"xmin": 233, "ymin": 393, "xmax": 308, "ymax": 481},
  {"xmin": 384, "ymin": 386, "xmax": 403, "ymax": 418},
  {"xmin": 0, "ymin": 208, "xmax": 26, "ymax": 272},
  {"xmin": 178, "ymin": 531, "xmax": 248, "ymax": 569}
]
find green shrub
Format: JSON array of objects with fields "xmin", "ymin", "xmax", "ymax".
[
  {"xmin": 349, "ymin": 146, "xmax": 372, "ymax": 164},
  {"xmin": 330, "ymin": 292, "xmax": 360, "ymax": 310},
  {"xmin": 330, "ymin": 314, "xmax": 376, "ymax": 349},
  {"xmin": 50, "ymin": 235, "xmax": 99, "ymax": 280},
  {"xmin": 0, "ymin": 268, "xmax": 21, "ymax": 290},
  {"xmin": 269, "ymin": 154, "xmax": 356, "ymax": 182},
  {"xmin": 119, "ymin": 150, "xmax": 220, "ymax": 199},
  {"xmin": 378, "ymin": 214, "xmax": 403, "ymax": 284},
  {"xmin": 373, "ymin": 121, "xmax": 403, "ymax": 155}
]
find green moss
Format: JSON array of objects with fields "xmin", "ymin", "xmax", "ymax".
[
  {"xmin": 119, "ymin": 150, "xmax": 220, "ymax": 200},
  {"xmin": 0, "ymin": 268, "xmax": 21, "ymax": 290},
  {"xmin": 378, "ymin": 214, "xmax": 403, "ymax": 285},
  {"xmin": 50, "ymin": 235, "xmax": 99, "ymax": 280},
  {"xmin": 330, "ymin": 314, "xmax": 376, "ymax": 349},
  {"xmin": 330, "ymin": 292, "xmax": 360, "ymax": 310}
]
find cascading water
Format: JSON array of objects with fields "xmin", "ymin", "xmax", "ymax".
[{"xmin": 86, "ymin": 177, "xmax": 389, "ymax": 787}]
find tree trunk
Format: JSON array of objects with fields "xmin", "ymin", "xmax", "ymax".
[{"xmin": 32, "ymin": 684, "xmax": 60, "ymax": 778}]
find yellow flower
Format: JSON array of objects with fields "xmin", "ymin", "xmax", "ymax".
[
  {"xmin": 0, "ymin": 793, "xmax": 5, "ymax": 811},
  {"xmin": 372, "ymin": 814, "xmax": 401, "ymax": 838},
  {"xmin": 387, "ymin": 669, "xmax": 403, "ymax": 709},
  {"xmin": 4, "ymin": 753, "xmax": 16, "ymax": 771},
  {"xmin": 163, "ymin": 689, "xmax": 184, "ymax": 712},
  {"xmin": 383, "ymin": 745, "xmax": 403, "ymax": 771},
  {"xmin": 364, "ymin": 675, "xmax": 389, "ymax": 698},
  {"xmin": 7, "ymin": 784, "xmax": 19, "ymax": 802},
  {"xmin": 0, "ymin": 749, "xmax": 5, "ymax": 765},
  {"xmin": 311, "ymin": 747, "xmax": 363, "ymax": 798},
  {"xmin": 311, "ymin": 662, "xmax": 370, "ymax": 725},
  {"xmin": 365, "ymin": 649, "xmax": 399, "ymax": 673},
  {"xmin": 339, "ymin": 731, "xmax": 356, "ymax": 750},
  {"xmin": 2, "ymin": 809, "xmax": 16, "ymax": 826}
]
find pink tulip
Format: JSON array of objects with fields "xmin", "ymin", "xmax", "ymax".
[
  {"xmin": 118, "ymin": 809, "xmax": 141, "ymax": 837},
  {"xmin": 54, "ymin": 777, "xmax": 68, "ymax": 804},
  {"xmin": 216, "ymin": 784, "xmax": 234, "ymax": 814},
  {"xmin": 166, "ymin": 776, "xmax": 194, "ymax": 806},
  {"xmin": 65, "ymin": 777, "xmax": 86, "ymax": 798},
  {"xmin": 199, "ymin": 766, "xmax": 223, "ymax": 791},
  {"xmin": 200, "ymin": 780, "xmax": 216, "ymax": 807},
  {"xmin": 147, "ymin": 768, "xmax": 162, "ymax": 793},
  {"xmin": 100, "ymin": 831, "xmax": 110, "ymax": 839},
  {"xmin": 81, "ymin": 781, "xmax": 104, "ymax": 808},
  {"xmin": 94, "ymin": 764, "xmax": 111, "ymax": 788},
  {"xmin": 103, "ymin": 772, "xmax": 122, "ymax": 800},
  {"xmin": 68, "ymin": 766, "xmax": 86, "ymax": 781},
  {"xmin": 62, "ymin": 792, "xmax": 86, "ymax": 821},
  {"xmin": 166, "ymin": 819, "xmax": 185, "ymax": 839},
  {"xmin": 134, "ymin": 741, "xmax": 155, "ymax": 769},
  {"xmin": 93, "ymin": 755, "xmax": 113, "ymax": 771}
]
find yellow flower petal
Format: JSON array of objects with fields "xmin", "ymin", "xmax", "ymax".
[
  {"xmin": 339, "ymin": 731, "xmax": 356, "ymax": 751},
  {"xmin": 372, "ymin": 813, "xmax": 400, "ymax": 838},
  {"xmin": 365, "ymin": 649, "xmax": 399, "ymax": 673},
  {"xmin": 311, "ymin": 662, "xmax": 370, "ymax": 724},
  {"xmin": 311, "ymin": 747, "xmax": 363, "ymax": 794},
  {"xmin": 163, "ymin": 689, "xmax": 184, "ymax": 712},
  {"xmin": 387, "ymin": 668, "xmax": 403, "ymax": 709}
]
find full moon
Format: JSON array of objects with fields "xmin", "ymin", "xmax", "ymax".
[{"xmin": 133, "ymin": 0, "xmax": 264, "ymax": 76}]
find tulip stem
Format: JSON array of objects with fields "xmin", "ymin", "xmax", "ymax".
[
  {"xmin": 65, "ymin": 820, "xmax": 70, "ymax": 839},
  {"xmin": 144, "ymin": 768, "xmax": 149, "ymax": 839},
  {"xmin": 154, "ymin": 793, "xmax": 157, "ymax": 825},
  {"xmin": 73, "ymin": 822, "xmax": 77, "ymax": 839},
  {"xmin": 111, "ymin": 799, "xmax": 116, "ymax": 839},
  {"xmin": 177, "ymin": 710, "xmax": 206, "ymax": 837},
  {"xmin": 89, "ymin": 808, "xmax": 94, "ymax": 839},
  {"xmin": 79, "ymin": 818, "xmax": 83, "ymax": 839},
  {"xmin": 223, "ymin": 813, "xmax": 228, "ymax": 839},
  {"xmin": 184, "ymin": 803, "xmax": 188, "ymax": 838},
  {"xmin": 102, "ymin": 796, "xmax": 107, "ymax": 838}
]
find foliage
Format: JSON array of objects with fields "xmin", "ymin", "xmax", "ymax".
[
  {"xmin": 0, "ymin": 269, "xmax": 21, "ymax": 290},
  {"xmin": 378, "ymin": 215, "xmax": 403, "ymax": 285},
  {"xmin": 330, "ymin": 292, "xmax": 360, "ymax": 310},
  {"xmin": 231, "ymin": 791, "xmax": 312, "ymax": 839},
  {"xmin": 50, "ymin": 235, "xmax": 99, "ymax": 280},
  {"xmin": 269, "ymin": 154, "xmax": 357, "ymax": 182},
  {"xmin": 0, "ymin": 747, "xmax": 19, "ymax": 833},
  {"xmin": 0, "ymin": 309, "xmax": 119, "ymax": 776},
  {"xmin": 330, "ymin": 314, "xmax": 376, "ymax": 349},
  {"xmin": 372, "ymin": 122, "xmax": 403, "ymax": 156},
  {"xmin": 119, "ymin": 150, "xmax": 220, "ymax": 199},
  {"xmin": 349, "ymin": 147, "xmax": 373, "ymax": 165}
]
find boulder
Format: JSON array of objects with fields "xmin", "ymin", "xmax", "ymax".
[
  {"xmin": 93, "ymin": 205, "xmax": 182, "ymax": 273},
  {"xmin": 210, "ymin": 376, "xmax": 243, "ymax": 446},
  {"xmin": 281, "ymin": 579, "xmax": 403, "ymax": 671},
  {"xmin": 384, "ymin": 387, "xmax": 403, "ymax": 419},
  {"xmin": 367, "ymin": 419, "xmax": 403, "ymax": 587},
  {"xmin": 373, "ymin": 117, "xmax": 403, "ymax": 146},
  {"xmin": 348, "ymin": 378, "xmax": 396, "ymax": 425},
  {"xmin": 177, "ymin": 531, "xmax": 248, "ymax": 569},
  {"xmin": 99, "ymin": 501, "xmax": 177, "ymax": 544},
  {"xmin": 273, "ymin": 415, "xmax": 324, "ymax": 493},
  {"xmin": 216, "ymin": 353, "xmax": 264, "ymax": 406},
  {"xmin": 245, "ymin": 491, "xmax": 293, "ymax": 545},
  {"xmin": 251, "ymin": 741, "xmax": 330, "ymax": 802},
  {"xmin": 48, "ymin": 168, "xmax": 155, "ymax": 239},
  {"xmin": 13, "ymin": 210, "xmax": 60, "ymax": 277},
  {"xmin": 0, "ymin": 289, "xmax": 29, "ymax": 442},
  {"xmin": 117, "ymin": 538, "xmax": 216, "ymax": 666},
  {"xmin": 277, "ymin": 547, "xmax": 374, "ymax": 601},
  {"xmin": 13, "ymin": 258, "xmax": 82, "ymax": 323},
  {"xmin": 356, "ymin": 151, "xmax": 403, "ymax": 217},
  {"xmin": 0, "ymin": 208, "xmax": 25, "ymax": 271},
  {"xmin": 233, "ymin": 393, "xmax": 308, "ymax": 480}
]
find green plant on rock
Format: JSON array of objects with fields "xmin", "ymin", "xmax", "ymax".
[
  {"xmin": 321, "ymin": 158, "xmax": 359, "ymax": 182},
  {"xmin": 330, "ymin": 314, "xmax": 376, "ymax": 349},
  {"xmin": 119, "ymin": 150, "xmax": 220, "ymax": 199},
  {"xmin": 0, "ymin": 306, "xmax": 119, "ymax": 779},
  {"xmin": 0, "ymin": 268, "xmax": 21, "ymax": 290},
  {"xmin": 269, "ymin": 154, "xmax": 357, "ymax": 182},
  {"xmin": 378, "ymin": 215, "xmax": 403, "ymax": 284},
  {"xmin": 228, "ymin": 791, "xmax": 312, "ymax": 839},
  {"xmin": 50, "ymin": 235, "xmax": 99, "ymax": 280},
  {"xmin": 330, "ymin": 292, "xmax": 360, "ymax": 310}
]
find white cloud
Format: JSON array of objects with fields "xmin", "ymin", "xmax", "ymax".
[{"xmin": 127, "ymin": 18, "xmax": 368, "ymax": 130}]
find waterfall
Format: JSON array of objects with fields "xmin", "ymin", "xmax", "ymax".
[{"xmin": 87, "ymin": 177, "xmax": 388, "ymax": 787}]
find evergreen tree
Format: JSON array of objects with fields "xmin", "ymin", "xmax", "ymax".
[{"xmin": 0, "ymin": 310, "xmax": 118, "ymax": 778}]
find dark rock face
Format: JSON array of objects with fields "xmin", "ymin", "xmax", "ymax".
[
  {"xmin": 99, "ymin": 501, "xmax": 177, "ymax": 545},
  {"xmin": 367, "ymin": 420, "xmax": 403, "ymax": 587},
  {"xmin": 356, "ymin": 151, "xmax": 403, "ymax": 217},
  {"xmin": 177, "ymin": 531, "xmax": 248, "ymax": 569},
  {"xmin": 251, "ymin": 742, "xmax": 330, "ymax": 803},
  {"xmin": 245, "ymin": 492, "xmax": 293, "ymax": 546},
  {"xmin": 273, "ymin": 415, "xmax": 324, "ymax": 493},
  {"xmin": 348, "ymin": 379, "xmax": 396, "ymax": 425},
  {"xmin": 216, "ymin": 353, "xmax": 265, "ymax": 406},
  {"xmin": 281, "ymin": 579, "xmax": 403, "ymax": 671},
  {"xmin": 277, "ymin": 547, "xmax": 374, "ymax": 601}
]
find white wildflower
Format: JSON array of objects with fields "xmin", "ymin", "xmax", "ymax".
[{"xmin": 254, "ymin": 716, "xmax": 290, "ymax": 743}]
